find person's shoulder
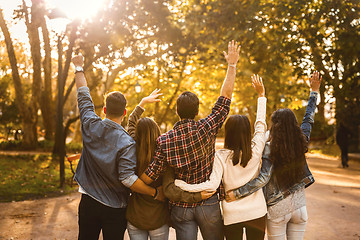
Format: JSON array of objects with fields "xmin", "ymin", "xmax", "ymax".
[
  {"xmin": 114, "ymin": 129, "xmax": 136, "ymax": 147},
  {"xmin": 216, "ymin": 149, "xmax": 232, "ymax": 159}
]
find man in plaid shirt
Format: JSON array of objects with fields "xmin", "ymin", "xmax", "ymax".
[{"xmin": 141, "ymin": 40, "xmax": 240, "ymax": 240}]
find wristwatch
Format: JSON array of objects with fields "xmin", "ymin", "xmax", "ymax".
[{"xmin": 75, "ymin": 66, "xmax": 84, "ymax": 74}]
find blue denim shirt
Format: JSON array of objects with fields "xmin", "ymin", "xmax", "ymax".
[
  {"xmin": 232, "ymin": 91, "xmax": 318, "ymax": 206},
  {"xmin": 74, "ymin": 86, "xmax": 138, "ymax": 208}
]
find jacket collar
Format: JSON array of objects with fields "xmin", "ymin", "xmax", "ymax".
[{"xmin": 103, "ymin": 118, "xmax": 126, "ymax": 132}]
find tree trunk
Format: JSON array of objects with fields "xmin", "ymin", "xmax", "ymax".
[
  {"xmin": 158, "ymin": 58, "xmax": 187, "ymax": 125},
  {"xmin": 39, "ymin": 7, "xmax": 55, "ymax": 140},
  {"xmin": 0, "ymin": 9, "xmax": 37, "ymax": 148},
  {"xmin": 22, "ymin": 117, "xmax": 38, "ymax": 149}
]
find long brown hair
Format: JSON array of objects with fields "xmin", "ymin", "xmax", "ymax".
[
  {"xmin": 269, "ymin": 108, "xmax": 307, "ymax": 190},
  {"xmin": 224, "ymin": 115, "xmax": 252, "ymax": 167},
  {"xmin": 134, "ymin": 117, "xmax": 161, "ymax": 175}
]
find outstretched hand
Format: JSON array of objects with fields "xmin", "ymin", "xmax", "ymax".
[
  {"xmin": 200, "ymin": 190, "xmax": 216, "ymax": 200},
  {"xmin": 309, "ymin": 71, "xmax": 322, "ymax": 92},
  {"xmin": 225, "ymin": 190, "xmax": 236, "ymax": 202},
  {"xmin": 139, "ymin": 89, "xmax": 163, "ymax": 108},
  {"xmin": 223, "ymin": 40, "xmax": 241, "ymax": 66},
  {"xmin": 71, "ymin": 55, "xmax": 84, "ymax": 67},
  {"xmin": 251, "ymin": 74, "xmax": 265, "ymax": 97}
]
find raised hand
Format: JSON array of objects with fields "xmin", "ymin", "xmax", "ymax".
[
  {"xmin": 223, "ymin": 40, "xmax": 241, "ymax": 66},
  {"xmin": 139, "ymin": 89, "xmax": 163, "ymax": 108},
  {"xmin": 309, "ymin": 71, "xmax": 322, "ymax": 92},
  {"xmin": 71, "ymin": 54, "xmax": 84, "ymax": 67},
  {"xmin": 251, "ymin": 74, "xmax": 265, "ymax": 97}
]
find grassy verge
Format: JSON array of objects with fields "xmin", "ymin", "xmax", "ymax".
[
  {"xmin": 0, "ymin": 154, "xmax": 78, "ymax": 202},
  {"xmin": 308, "ymin": 142, "xmax": 340, "ymax": 158}
]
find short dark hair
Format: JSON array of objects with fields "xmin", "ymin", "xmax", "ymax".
[
  {"xmin": 224, "ymin": 115, "xmax": 252, "ymax": 167},
  {"xmin": 105, "ymin": 91, "xmax": 126, "ymax": 118},
  {"xmin": 176, "ymin": 91, "xmax": 199, "ymax": 119}
]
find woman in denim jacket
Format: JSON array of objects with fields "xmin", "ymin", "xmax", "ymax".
[{"xmin": 225, "ymin": 71, "xmax": 322, "ymax": 240}]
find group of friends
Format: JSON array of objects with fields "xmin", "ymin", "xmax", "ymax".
[{"xmin": 71, "ymin": 40, "xmax": 322, "ymax": 240}]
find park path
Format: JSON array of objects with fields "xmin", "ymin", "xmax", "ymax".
[{"xmin": 0, "ymin": 153, "xmax": 360, "ymax": 240}]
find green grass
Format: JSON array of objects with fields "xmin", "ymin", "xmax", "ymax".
[
  {"xmin": 0, "ymin": 154, "xmax": 78, "ymax": 202},
  {"xmin": 308, "ymin": 142, "xmax": 341, "ymax": 158}
]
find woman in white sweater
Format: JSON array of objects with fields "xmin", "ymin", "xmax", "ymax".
[{"xmin": 175, "ymin": 74, "xmax": 267, "ymax": 240}]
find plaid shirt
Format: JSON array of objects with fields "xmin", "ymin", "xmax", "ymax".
[{"xmin": 145, "ymin": 96, "xmax": 231, "ymax": 207}]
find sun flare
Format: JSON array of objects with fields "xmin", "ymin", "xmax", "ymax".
[{"xmin": 50, "ymin": 0, "xmax": 106, "ymax": 20}]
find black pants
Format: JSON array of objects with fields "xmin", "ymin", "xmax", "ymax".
[
  {"xmin": 224, "ymin": 215, "xmax": 266, "ymax": 240},
  {"xmin": 78, "ymin": 194, "xmax": 127, "ymax": 240},
  {"xmin": 339, "ymin": 145, "xmax": 349, "ymax": 167}
]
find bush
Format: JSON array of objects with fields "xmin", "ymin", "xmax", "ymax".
[
  {"xmin": 66, "ymin": 141, "xmax": 83, "ymax": 153},
  {"xmin": 38, "ymin": 140, "xmax": 55, "ymax": 151},
  {"xmin": 0, "ymin": 140, "xmax": 23, "ymax": 150}
]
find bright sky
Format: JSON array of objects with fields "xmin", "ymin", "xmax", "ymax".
[{"xmin": 0, "ymin": 0, "xmax": 106, "ymax": 41}]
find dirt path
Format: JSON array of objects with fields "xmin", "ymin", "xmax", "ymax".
[{"xmin": 0, "ymin": 153, "xmax": 359, "ymax": 240}]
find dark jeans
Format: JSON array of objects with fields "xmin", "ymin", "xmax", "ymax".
[
  {"xmin": 339, "ymin": 145, "xmax": 349, "ymax": 167},
  {"xmin": 224, "ymin": 215, "xmax": 266, "ymax": 240},
  {"xmin": 78, "ymin": 194, "xmax": 127, "ymax": 240},
  {"xmin": 170, "ymin": 194, "xmax": 223, "ymax": 240}
]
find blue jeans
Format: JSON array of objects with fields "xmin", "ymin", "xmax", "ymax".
[
  {"xmin": 170, "ymin": 195, "xmax": 223, "ymax": 240},
  {"xmin": 127, "ymin": 222, "xmax": 169, "ymax": 240}
]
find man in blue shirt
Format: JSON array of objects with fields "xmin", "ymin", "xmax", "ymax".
[{"xmin": 72, "ymin": 55, "xmax": 163, "ymax": 240}]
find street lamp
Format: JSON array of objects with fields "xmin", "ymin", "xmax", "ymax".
[
  {"xmin": 135, "ymin": 81, "xmax": 141, "ymax": 93},
  {"xmin": 280, "ymin": 94, "xmax": 285, "ymax": 103}
]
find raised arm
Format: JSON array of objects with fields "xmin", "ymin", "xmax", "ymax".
[
  {"xmin": 72, "ymin": 55, "xmax": 87, "ymax": 89},
  {"xmin": 250, "ymin": 74, "xmax": 267, "ymax": 158},
  {"xmin": 72, "ymin": 55, "xmax": 101, "ymax": 126},
  {"xmin": 301, "ymin": 71, "xmax": 322, "ymax": 144},
  {"xmin": 220, "ymin": 40, "xmax": 241, "ymax": 99},
  {"xmin": 174, "ymin": 153, "xmax": 224, "ymax": 192},
  {"xmin": 127, "ymin": 89, "xmax": 162, "ymax": 138}
]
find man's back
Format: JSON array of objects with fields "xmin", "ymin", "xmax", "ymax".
[
  {"xmin": 146, "ymin": 96, "xmax": 231, "ymax": 207},
  {"xmin": 75, "ymin": 86, "xmax": 137, "ymax": 208}
]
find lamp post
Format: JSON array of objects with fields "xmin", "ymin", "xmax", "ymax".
[
  {"xmin": 280, "ymin": 94, "xmax": 285, "ymax": 103},
  {"xmin": 135, "ymin": 80, "xmax": 142, "ymax": 103},
  {"xmin": 135, "ymin": 80, "xmax": 141, "ymax": 94}
]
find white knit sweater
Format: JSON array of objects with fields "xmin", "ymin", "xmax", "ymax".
[{"xmin": 175, "ymin": 97, "xmax": 268, "ymax": 225}]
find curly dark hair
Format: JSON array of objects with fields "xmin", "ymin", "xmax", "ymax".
[{"xmin": 269, "ymin": 108, "xmax": 308, "ymax": 190}]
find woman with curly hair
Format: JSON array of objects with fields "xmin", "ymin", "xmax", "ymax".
[{"xmin": 225, "ymin": 71, "xmax": 322, "ymax": 240}]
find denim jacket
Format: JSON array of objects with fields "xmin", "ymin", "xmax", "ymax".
[
  {"xmin": 74, "ymin": 87, "xmax": 138, "ymax": 208},
  {"xmin": 232, "ymin": 91, "xmax": 318, "ymax": 206}
]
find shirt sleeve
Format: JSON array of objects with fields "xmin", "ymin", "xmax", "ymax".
[
  {"xmin": 301, "ymin": 91, "xmax": 318, "ymax": 145},
  {"xmin": 144, "ymin": 137, "xmax": 167, "ymax": 181},
  {"xmin": 77, "ymin": 86, "xmax": 102, "ymax": 127},
  {"xmin": 174, "ymin": 152, "xmax": 224, "ymax": 192},
  {"xmin": 251, "ymin": 97, "xmax": 267, "ymax": 160},
  {"xmin": 162, "ymin": 167, "xmax": 203, "ymax": 203},
  {"xmin": 118, "ymin": 142, "xmax": 138, "ymax": 187},
  {"xmin": 127, "ymin": 105, "xmax": 145, "ymax": 139},
  {"xmin": 198, "ymin": 96, "xmax": 231, "ymax": 136}
]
